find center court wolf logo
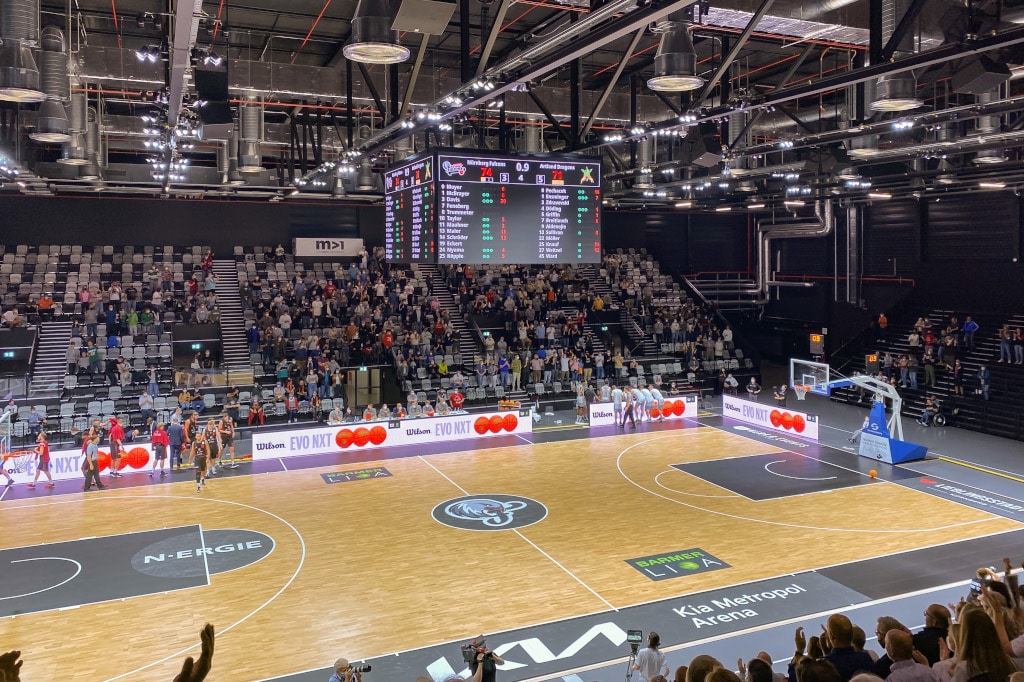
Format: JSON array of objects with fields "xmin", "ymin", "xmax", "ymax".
[{"xmin": 432, "ymin": 494, "xmax": 548, "ymax": 531}]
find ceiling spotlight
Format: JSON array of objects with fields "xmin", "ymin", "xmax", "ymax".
[
  {"xmin": 715, "ymin": 206, "xmax": 732, "ymax": 212},
  {"xmin": 647, "ymin": 14, "xmax": 704, "ymax": 92},
  {"xmin": 935, "ymin": 159, "xmax": 957, "ymax": 184},
  {"xmin": 203, "ymin": 52, "xmax": 223, "ymax": 66},
  {"xmin": 674, "ymin": 201, "xmax": 692, "ymax": 209},
  {"xmin": 870, "ymin": 73, "xmax": 923, "ymax": 112},
  {"xmin": 867, "ymin": 192, "xmax": 892, "ymax": 200},
  {"xmin": 136, "ymin": 13, "xmax": 147, "ymax": 28},
  {"xmin": 343, "ymin": 0, "xmax": 411, "ymax": 64},
  {"xmin": 784, "ymin": 200, "xmax": 805, "ymax": 207},
  {"xmin": 746, "ymin": 201, "xmax": 766, "ymax": 209},
  {"xmin": 979, "ymin": 180, "xmax": 1006, "ymax": 188}
]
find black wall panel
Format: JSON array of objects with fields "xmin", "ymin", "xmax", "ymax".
[
  {"xmin": 687, "ymin": 214, "xmax": 747, "ymax": 274},
  {"xmin": 865, "ymin": 199, "xmax": 920, "ymax": 276},
  {"xmin": 0, "ymin": 195, "xmax": 379, "ymax": 253},
  {"xmin": 924, "ymin": 194, "xmax": 1019, "ymax": 262}
]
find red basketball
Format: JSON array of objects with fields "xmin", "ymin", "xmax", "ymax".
[
  {"xmin": 671, "ymin": 400, "xmax": 685, "ymax": 417},
  {"xmin": 353, "ymin": 427, "xmax": 371, "ymax": 447},
  {"xmin": 125, "ymin": 447, "xmax": 149, "ymax": 469},
  {"xmin": 335, "ymin": 429, "xmax": 354, "ymax": 448},
  {"xmin": 503, "ymin": 413, "xmax": 518, "ymax": 431},
  {"xmin": 649, "ymin": 407, "xmax": 661, "ymax": 419},
  {"xmin": 97, "ymin": 450, "xmax": 111, "ymax": 471},
  {"xmin": 769, "ymin": 410, "xmax": 783, "ymax": 427},
  {"xmin": 474, "ymin": 417, "xmax": 490, "ymax": 435},
  {"xmin": 792, "ymin": 414, "xmax": 806, "ymax": 433},
  {"xmin": 780, "ymin": 412, "xmax": 795, "ymax": 430},
  {"xmin": 369, "ymin": 425, "xmax": 387, "ymax": 445},
  {"xmin": 489, "ymin": 415, "xmax": 504, "ymax": 434}
]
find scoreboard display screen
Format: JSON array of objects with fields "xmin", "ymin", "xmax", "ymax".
[
  {"xmin": 435, "ymin": 153, "xmax": 601, "ymax": 264},
  {"xmin": 384, "ymin": 156, "xmax": 435, "ymax": 263}
]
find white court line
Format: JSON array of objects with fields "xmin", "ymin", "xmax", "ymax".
[
  {"xmin": 196, "ymin": 525, "xmax": 212, "ymax": 587},
  {"xmin": 764, "ymin": 460, "xmax": 837, "ymax": 481},
  {"xmin": 515, "ymin": 433, "xmax": 533, "ymax": 445},
  {"xmin": 279, "ymin": 458, "xmax": 289, "ymax": 471},
  {"xmin": 0, "ymin": 557, "xmax": 82, "ymax": 600},
  {"xmin": 653, "ymin": 470, "xmax": 739, "ymax": 498},
  {"xmin": 616, "ymin": 435, "xmax": 999, "ymax": 534},
  {"xmin": 418, "ymin": 455, "xmax": 617, "ymax": 612}
]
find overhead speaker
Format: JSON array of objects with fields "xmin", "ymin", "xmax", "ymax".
[
  {"xmin": 195, "ymin": 67, "xmax": 229, "ymax": 101},
  {"xmin": 199, "ymin": 102, "xmax": 234, "ymax": 140},
  {"xmin": 951, "ymin": 55, "xmax": 1011, "ymax": 95}
]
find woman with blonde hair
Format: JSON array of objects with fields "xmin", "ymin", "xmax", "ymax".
[{"xmin": 950, "ymin": 607, "xmax": 1018, "ymax": 682}]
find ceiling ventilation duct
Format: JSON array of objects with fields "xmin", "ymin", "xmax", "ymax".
[
  {"xmin": 0, "ymin": 0, "xmax": 44, "ymax": 102},
  {"xmin": 216, "ymin": 139, "xmax": 230, "ymax": 184},
  {"xmin": 634, "ymin": 137, "xmax": 654, "ymax": 189},
  {"xmin": 972, "ymin": 89, "xmax": 1007, "ymax": 164},
  {"xmin": 30, "ymin": 25, "xmax": 70, "ymax": 142},
  {"xmin": 238, "ymin": 103, "xmax": 264, "ymax": 173},
  {"xmin": 79, "ymin": 106, "xmax": 103, "ymax": 180},
  {"xmin": 869, "ymin": 0, "xmax": 922, "ymax": 112},
  {"xmin": 523, "ymin": 118, "xmax": 541, "ymax": 154},
  {"xmin": 647, "ymin": 13, "xmax": 704, "ymax": 92},
  {"xmin": 57, "ymin": 91, "xmax": 88, "ymax": 165},
  {"xmin": 343, "ymin": 0, "xmax": 410, "ymax": 64},
  {"xmin": 934, "ymin": 158, "xmax": 957, "ymax": 184},
  {"xmin": 356, "ymin": 157, "xmax": 377, "ymax": 190},
  {"xmin": 226, "ymin": 132, "xmax": 245, "ymax": 184}
]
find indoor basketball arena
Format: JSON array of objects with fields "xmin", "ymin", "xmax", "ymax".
[{"xmin": 2, "ymin": 1, "xmax": 1024, "ymax": 681}]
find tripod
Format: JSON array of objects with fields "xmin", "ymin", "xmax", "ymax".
[{"xmin": 624, "ymin": 647, "xmax": 638, "ymax": 682}]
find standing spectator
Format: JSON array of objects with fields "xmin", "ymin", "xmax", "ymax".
[
  {"xmin": 952, "ymin": 359, "xmax": 965, "ymax": 397},
  {"xmin": 883, "ymin": 630, "xmax": 938, "ymax": 682},
  {"xmin": 774, "ymin": 385, "xmax": 787, "ymax": 407},
  {"xmin": 285, "ymin": 390, "xmax": 299, "ymax": 423},
  {"xmin": 923, "ymin": 351, "xmax": 937, "ymax": 388},
  {"xmin": 962, "ymin": 316, "xmax": 979, "ymax": 351},
  {"xmin": 167, "ymin": 415, "xmax": 185, "ymax": 470},
  {"xmin": 82, "ymin": 434, "xmax": 105, "ymax": 490},
  {"xmin": 632, "ymin": 632, "xmax": 670, "ymax": 682},
  {"xmin": 139, "ymin": 391, "xmax": 155, "ymax": 423},
  {"xmin": 723, "ymin": 373, "xmax": 739, "ymax": 395},
  {"xmin": 66, "ymin": 342, "xmax": 80, "ymax": 376},
  {"xmin": 877, "ymin": 312, "xmax": 889, "ymax": 342},
  {"xmin": 977, "ymin": 364, "xmax": 991, "ymax": 400},
  {"xmin": 999, "ymin": 326, "xmax": 1013, "ymax": 363}
]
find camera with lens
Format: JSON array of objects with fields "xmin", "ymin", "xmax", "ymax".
[
  {"xmin": 349, "ymin": 664, "xmax": 372, "ymax": 673},
  {"xmin": 461, "ymin": 637, "xmax": 492, "ymax": 664}
]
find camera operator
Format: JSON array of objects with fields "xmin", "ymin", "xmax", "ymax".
[
  {"xmin": 632, "ymin": 631, "xmax": 669, "ymax": 682},
  {"xmin": 469, "ymin": 647, "xmax": 503, "ymax": 682},
  {"xmin": 329, "ymin": 658, "xmax": 367, "ymax": 682}
]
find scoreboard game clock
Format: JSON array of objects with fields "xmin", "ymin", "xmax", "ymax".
[
  {"xmin": 382, "ymin": 150, "xmax": 602, "ymax": 265},
  {"xmin": 435, "ymin": 153, "xmax": 602, "ymax": 264},
  {"xmin": 383, "ymin": 155, "xmax": 436, "ymax": 263}
]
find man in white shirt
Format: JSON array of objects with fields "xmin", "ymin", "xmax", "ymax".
[{"xmin": 632, "ymin": 632, "xmax": 669, "ymax": 682}]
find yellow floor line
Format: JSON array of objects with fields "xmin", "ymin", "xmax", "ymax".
[{"xmin": 936, "ymin": 456, "xmax": 1024, "ymax": 484}]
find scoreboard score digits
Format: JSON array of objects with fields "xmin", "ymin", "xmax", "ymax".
[{"xmin": 383, "ymin": 156, "xmax": 436, "ymax": 263}]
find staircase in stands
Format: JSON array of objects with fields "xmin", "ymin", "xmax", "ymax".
[
  {"xmin": 29, "ymin": 320, "xmax": 73, "ymax": 398},
  {"xmin": 211, "ymin": 260, "xmax": 252, "ymax": 383},
  {"xmin": 417, "ymin": 264, "xmax": 479, "ymax": 363}
]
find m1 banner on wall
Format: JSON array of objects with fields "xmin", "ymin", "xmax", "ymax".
[
  {"xmin": 722, "ymin": 395, "xmax": 819, "ymax": 440},
  {"xmin": 292, "ymin": 237, "xmax": 364, "ymax": 258},
  {"xmin": 251, "ymin": 410, "xmax": 533, "ymax": 460},
  {"xmin": 588, "ymin": 395, "xmax": 698, "ymax": 426}
]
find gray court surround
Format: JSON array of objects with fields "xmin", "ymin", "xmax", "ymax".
[
  {"xmin": 672, "ymin": 452, "xmax": 876, "ymax": 500},
  {"xmin": 0, "ymin": 525, "xmax": 209, "ymax": 619}
]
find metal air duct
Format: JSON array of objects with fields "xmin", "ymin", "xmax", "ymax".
[
  {"xmin": 79, "ymin": 106, "xmax": 102, "ymax": 180},
  {"xmin": 238, "ymin": 103, "xmax": 264, "ymax": 173},
  {"xmin": 647, "ymin": 14, "xmax": 703, "ymax": 92},
  {"xmin": 634, "ymin": 136, "xmax": 654, "ymax": 189},
  {"xmin": 31, "ymin": 25, "xmax": 69, "ymax": 142},
  {"xmin": 226, "ymin": 131, "xmax": 245, "ymax": 184},
  {"xmin": 523, "ymin": 118, "xmax": 541, "ymax": 153},
  {"xmin": 0, "ymin": 0, "xmax": 43, "ymax": 102},
  {"xmin": 973, "ymin": 89, "xmax": 1007, "ymax": 164},
  {"xmin": 757, "ymin": 200, "xmax": 834, "ymax": 300},
  {"xmin": 58, "ymin": 91, "xmax": 88, "ymax": 165},
  {"xmin": 870, "ymin": 0, "xmax": 922, "ymax": 112},
  {"xmin": 356, "ymin": 157, "xmax": 376, "ymax": 190}
]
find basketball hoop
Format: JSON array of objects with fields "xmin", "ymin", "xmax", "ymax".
[{"xmin": 794, "ymin": 384, "xmax": 810, "ymax": 400}]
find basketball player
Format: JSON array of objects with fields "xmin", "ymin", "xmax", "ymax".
[
  {"xmin": 218, "ymin": 413, "xmax": 238, "ymax": 469},
  {"xmin": 150, "ymin": 422, "xmax": 169, "ymax": 476},
  {"xmin": 638, "ymin": 385, "xmax": 655, "ymax": 422},
  {"xmin": 184, "ymin": 412, "xmax": 199, "ymax": 467},
  {"xmin": 107, "ymin": 417, "xmax": 125, "ymax": 478},
  {"xmin": 611, "ymin": 383, "xmax": 624, "ymax": 428},
  {"xmin": 194, "ymin": 423, "xmax": 210, "ymax": 493},
  {"xmin": 649, "ymin": 384, "xmax": 666, "ymax": 420},
  {"xmin": 202, "ymin": 419, "xmax": 220, "ymax": 477},
  {"xmin": 27, "ymin": 431, "xmax": 54, "ymax": 488},
  {"xmin": 1, "ymin": 457, "xmax": 13, "ymax": 486}
]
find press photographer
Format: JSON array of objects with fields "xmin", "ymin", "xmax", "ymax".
[
  {"xmin": 328, "ymin": 657, "xmax": 370, "ymax": 682},
  {"xmin": 462, "ymin": 638, "xmax": 504, "ymax": 682}
]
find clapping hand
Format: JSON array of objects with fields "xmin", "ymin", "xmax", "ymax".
[
  {"xmin": 795, "ymin": 627, "xmax": 806, "ymax": 653},
  {"xmin": 0, "ymin": 650, "xmax": 22, "ymax": 682},
  {"xmin": 173, "ymin": 623, "xmax": 215, "ymax": 682}
]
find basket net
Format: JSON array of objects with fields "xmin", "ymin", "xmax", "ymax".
[{"xmin": 794, "ymin": 384, "xmax": 810, "ymax": 400}]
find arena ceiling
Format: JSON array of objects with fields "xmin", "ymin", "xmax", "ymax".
[{"xmin": 3, "ymin": 0, "xmax": 1024, "ymax": 207}]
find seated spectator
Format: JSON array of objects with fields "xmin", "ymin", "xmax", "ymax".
[
  {"xmin": 918, "ymin": 397, "xmax": 939, "ymax": 426},
  {"xmin": 2, "ymin": 308, "xmax": 24, "ymax": 328},
  {"xmin": 179, "ymin": 387, "xmax": 205, "ymax": 413},
  {"xmin": 248, "ymin": 399, "xmax": 265, "ymax": 425}
]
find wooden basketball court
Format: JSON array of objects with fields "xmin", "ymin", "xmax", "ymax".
[{"xmin": 0, "ymin": 420, "xmax": 1017, "ymax": 681}]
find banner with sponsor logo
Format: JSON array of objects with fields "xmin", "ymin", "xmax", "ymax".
[
  {"xmin": 588, "ymin": 395, "xmax": 697, "ymax": 427},
  {"xmin": 292, "ymin": 237, "xmax": 364, "ymax": 258},
  {"xmin": 4, "ymin": 444, "xmax": 159, "ymax": 484},
  {"xmin": 722, "ymin": 395, "xmax": 819, "ymax": 440},
  {"xmin": 251, "ymin": 410, "xmax": 532, "ymax": 460}
]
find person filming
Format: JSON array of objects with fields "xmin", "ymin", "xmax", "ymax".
[
  {"xmin": 328, "ymin": 658, "xmax": 368, "ymax": 682},
  {"xmin": 467, "ymin": 640, "xmax": 503, "ymax": 682},
  {"xmin": 632, "ymin": 631, "xmax": 669, "ymax": 682}
]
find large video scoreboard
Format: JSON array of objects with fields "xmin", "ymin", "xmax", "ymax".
[
  {"xmin": 383, "ymin": 151, "xmax": 601, "ymax": 264},
  {"xmin": 383, "ymin": 156, "xmax": 435, "ymax": 263}
]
